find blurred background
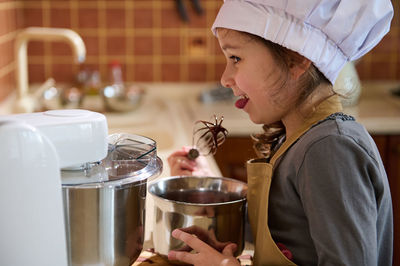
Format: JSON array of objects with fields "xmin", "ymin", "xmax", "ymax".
[{"xmin": 0, "ymin": 0, "xmax": 398, "ymax": 102}]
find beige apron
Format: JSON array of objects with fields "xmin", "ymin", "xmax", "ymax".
[{"xmin": 247, "ymin": 96, "xmax": 342, "ymax": 265}]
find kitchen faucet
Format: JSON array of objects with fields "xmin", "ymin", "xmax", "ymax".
[{"xmin": 14, "ymin": 27, "xmax": 86, "ymax": 113}]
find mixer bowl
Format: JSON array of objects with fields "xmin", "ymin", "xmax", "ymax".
[
  {"xmin": 149, "ymin": 176, "xmax": 248, "ymax": 258},
  {"xmin": 62, "ymin": 134, "xmax": 162, "ymax": 266},
  {"xmin": 63, "ymin": 176, "xmax": 148, "ymax": 266}
]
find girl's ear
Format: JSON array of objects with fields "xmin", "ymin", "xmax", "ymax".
[{"xmin": 288, "ymin": 54, "xmax": 312, "ymax": 80}]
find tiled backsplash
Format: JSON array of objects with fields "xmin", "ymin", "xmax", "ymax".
[
  {"xmin": 0, "ymin": 1, "xmax": 20, "ymax": 101},
  {"xmin": 0, "ymin": 0, "xmax": 399, "ymax": 102}
]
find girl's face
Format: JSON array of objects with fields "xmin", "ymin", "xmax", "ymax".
[{"xmin": 217, "ymin": 29, "xmax": 296, "ymax": 125}]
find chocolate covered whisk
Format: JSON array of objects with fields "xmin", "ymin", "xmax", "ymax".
[{"xmin": 187, "ymin": 115, "xmax": 228, "ymax": 160}]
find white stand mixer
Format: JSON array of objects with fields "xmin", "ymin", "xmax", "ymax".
[{"xmin": 0, "ymin": 109, "xmax": 108, "ymax": 266}]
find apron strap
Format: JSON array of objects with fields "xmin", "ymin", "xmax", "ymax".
[{"xmin": 270, "ymin": 95, "xmax": 342, "ymax": 166}]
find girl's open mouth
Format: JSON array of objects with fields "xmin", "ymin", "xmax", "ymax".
[{"xmin": 235, "ymin": 95, "xmax": 249, "ymax": 109}]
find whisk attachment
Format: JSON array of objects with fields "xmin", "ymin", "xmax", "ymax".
[
  {"xmin": 188, "ymin": 115, "xmax": 228, "ymax": 160},
  {"xmin": 187, "ymin": 148, "xmax": 200, "ymax": 160}
]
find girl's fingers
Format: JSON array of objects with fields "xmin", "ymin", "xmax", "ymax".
[
  {"xmin": 169, "ymin": 156, "xmax": 197, "ymax": 176},
  {"xmin": 167, "ymin": 146, "xmax": 192, "ymax": 159},
  {"xmin": 168, "ymin": 229, "xmax": 240, "ymax": 266},
  {"xmin": 170, "ymin": 164, "xmax": 193, "ymax": 176},
  {"xmin": 168, "ymin": 146, "xmax": 217, "ymax": 177},
  {"xmin": 179, "ymin": 158, "xmax": 196, "ymax": 170},
  {"xmin": 168, "ymin": 150, "xmax": 188, "ymax": 159},
  {"xmin": 172, "ymin": 229, "xmax": 214, "ymax": 254},
  {"xmin": 170, "ymin": 163, "xmax": 191, "ymax": 176},
  {"xmin": 222, "ymin": 243, "xmax": 237, "ymax": 256},
  {"xmin": 167, "ymin": 153, "xmax": 186, "ymax": 166},
  {"xmin": 168, "ymin": 250, "xmax": 196, "ymax": 265}
]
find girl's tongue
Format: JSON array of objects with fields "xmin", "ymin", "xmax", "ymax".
[{"xmin": 235, "ymin": 96, "xmax": 249, "ymax": 109}]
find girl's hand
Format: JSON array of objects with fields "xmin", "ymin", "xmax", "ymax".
[
  {"xmin": 167, "ymin": 146, "xmax": 217, "ymax": 176},
  {"xmin": 168, "ymin": 229, "xmax": 240, "ymax": 266},
  {"xmin": 175, "ymin": 225, "xmax": 232, "ymax": 252}
]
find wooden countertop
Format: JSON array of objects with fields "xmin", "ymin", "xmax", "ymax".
[{"xmin": 132, "ymin": 249, "xmax": 253, "ymax": 266}]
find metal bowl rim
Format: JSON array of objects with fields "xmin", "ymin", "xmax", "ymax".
[{"xmin": 148, "ymin": 175, "xmax": 248, "ymax": 206}]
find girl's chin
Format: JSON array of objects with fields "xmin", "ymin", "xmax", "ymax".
[
  {"xmin": 248, "ymin": 112, "xmax": 275, "ymax": 125},
  {"xmin": 248, "ymin": 113, "xmax": 264, "ymax": 125}
]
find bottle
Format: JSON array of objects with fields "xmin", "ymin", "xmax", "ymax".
[
  {"xmin": 86, "ymin": 70, "xmax": 102, "ymax": 96},
  {"xmin": 105, "ymin": 60, "xmax": 124, "ymax": 98},
  {"xmin": 109, "ymin": 60, "xmax": 124, "ymax": 87},
  {"xmin": 102, "ymin": 60, "xmax": 126, "ymax": 112}
]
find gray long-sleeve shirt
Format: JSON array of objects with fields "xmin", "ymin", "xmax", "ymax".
[{"xmin": 268, "ymin": 113, "xmax": 393, "ymax": 266}]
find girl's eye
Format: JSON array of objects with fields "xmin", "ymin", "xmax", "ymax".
[{"xmin": 229, "ymin": 55, "xmax": 241, "ymax": 63}]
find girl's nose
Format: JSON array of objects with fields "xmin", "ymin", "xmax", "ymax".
[{"xmin": 220, "ymin": 65, "xmax": 234, "ymax": 88}]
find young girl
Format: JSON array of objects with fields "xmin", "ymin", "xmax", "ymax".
[{"xmin": 167, "ymin": 0, "xmax": 394, "ymax": 265}]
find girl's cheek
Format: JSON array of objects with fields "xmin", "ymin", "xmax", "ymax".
[{"xmin": 236, "ymin": 76, "xmax": 254, "ymax": 94}]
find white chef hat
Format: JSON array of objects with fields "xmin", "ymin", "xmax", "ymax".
[{"xmin": 211, "ymin": 0, "xmax": 394, "ymax": 84}]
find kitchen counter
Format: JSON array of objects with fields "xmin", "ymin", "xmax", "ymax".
[{"xmin": 343, "ymin": 81, "xmax": 400, "ymax": 134}]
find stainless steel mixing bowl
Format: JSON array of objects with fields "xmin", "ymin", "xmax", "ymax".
[
  {"xmin": 101, "ymin": 84, "xmax": 145, "ymax": 112},
  {"xmin": 62, "ymin": 134, "xmax": 163, "ymax": 266},
  {"xmin": 148, "ymin": 176, "xmax": 248, "ymax": 258}
]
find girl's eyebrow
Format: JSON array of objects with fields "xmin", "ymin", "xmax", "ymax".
[{"xmin": 221, "ymin": 44, "xmax": 240, "ymax": 50}]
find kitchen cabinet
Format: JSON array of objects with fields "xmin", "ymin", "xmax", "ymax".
[
  {"xmin": 214, "ymin": 137, "xmax": 255, "ymax": 183},
  {"xmin": 387, "ymin": 135, "xmax": 400, "ymax": 266},
  {"xmin": 371, "ymin": 135, "xmax": 400, "ymax": 266},
  {"xmin": 214, "ymin": 135, "xmax": 400, "ymax": 266}
]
